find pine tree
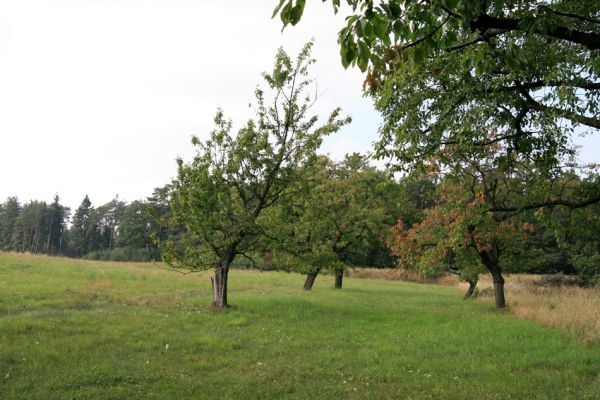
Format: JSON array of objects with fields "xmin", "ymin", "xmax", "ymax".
[
  {"xmin": 45, "ymin": 195, "xmax": 69, "ymax": 255},
  {"xmin": 70, "ymin": 195, "xmax": 96, "ymax": 257},
  {"xmin": 0, "ymin": 197, "xmax": 21, "ymax": 250}
]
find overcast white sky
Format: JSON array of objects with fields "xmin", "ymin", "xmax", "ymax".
[
  {"xmin": 0, "ymin": 0, "xmax": 381, "ymax": 210},
  {"xmin": 1, "ymin": 1, "xmax": 598, "ymax": 212}
]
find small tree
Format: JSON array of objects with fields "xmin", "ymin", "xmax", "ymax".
[
  {"xmin": 272, "ymin": 154, "xmax": 392, "ymax": 290},
  {"xmin": 388, "ymin": 157, "xmax": 600, "ymax": 308},
  {"xmin": 45, "ymin": 195, "xmax": 69, "ymax": 255},
  {"xmin": 70, "ymin": 195, "xmax": 98, "ymax": 257},
  {"xmin": 0, "ymin": 197, "xmax": 21, "ymax": 251},
  {"xmin": 162, "ymin": 43, "xmax": 350, "ymax": 308}
]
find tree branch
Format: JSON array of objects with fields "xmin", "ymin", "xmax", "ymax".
[
  {"xmin": 518, "ymin": 87, "xmax": 600, "ymax": 129},
  {"xmin": 490, "ymin": 194, "xmax": 600, "ymax": 213},
  {"xmin": 403, "ymin": 15, "xmax": 451, "ymax": 50},
  {"xmin": 470, "ymin": 13, "xmax": 600, "ymax": 50},
  {"xmin": 540, "ymin": 6, "xmax": 600, "ymax": 25}
]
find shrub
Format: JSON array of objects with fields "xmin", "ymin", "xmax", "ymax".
[
  {"xmin": 571, "ymin": 247, "xmax": 600, "ymax": 287},
  {"xmin": 83, "ymin": 247, "xmax": 160, "ymax": 262}
]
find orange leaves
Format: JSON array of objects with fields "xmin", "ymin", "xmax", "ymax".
[
  {"xmin": 520, "ymin": 222, "xmax": 535, "ymax": 233},
  {"xmin": 424, "ymin": 162, "xmax": 440, "ymax": 179}
]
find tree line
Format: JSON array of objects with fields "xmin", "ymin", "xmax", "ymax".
[
  {"xmin": 1, "ymin": 152, "xmax": 597, "ymax": 294},
  {"xmin": 0, "ymin": 188, "xmax": 171, "ymax": 261}
]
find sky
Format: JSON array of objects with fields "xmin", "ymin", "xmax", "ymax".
[
  {"xmin": 0, "ymin": 1, "xmax": 598, "ymax": 212},
  {"xmin": 0, "ymin": 0, "xmax": 381, "ymax": 211}
]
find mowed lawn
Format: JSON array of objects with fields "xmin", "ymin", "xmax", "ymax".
[{"xmin": 0, "ymin": 253, "xmax": 598, "ymax": 399}]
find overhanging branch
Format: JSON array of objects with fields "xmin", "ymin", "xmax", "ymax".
[
  {"xmin": 470, "ymin": 13, "xmax": 600, "ymax": 50},
  {"xmin": 490, "ymin": 194, "xmax": 600, "ymax": 213}
]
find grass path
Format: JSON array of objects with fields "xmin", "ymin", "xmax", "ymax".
[{"xmin": 0, "ymin": 252, "xmax": 598, "ymax": 399}]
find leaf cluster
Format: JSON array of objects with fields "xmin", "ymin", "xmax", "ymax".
[
  {"xmin": 162, "ymin": 43, "xmax": 350, "ymax": 271},
  {"xmin": 275, "ymin": 1, "xmax": 600, "ymax": 174}
]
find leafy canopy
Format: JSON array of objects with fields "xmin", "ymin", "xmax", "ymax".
[
  {"xmin": 275, "ymin": 1, "xmax": 600, "ymax": 173},
  {"xmin": 269, "ymin": 153, "xmax": 393, "ymax": 273},
  {"xmin": 162, "ymin": 42, "xmax": 350, "ymax": 271}
]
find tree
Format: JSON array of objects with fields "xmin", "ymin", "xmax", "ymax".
[
  {"xmin": 275, "ymin": 1, "xmax": 600, "ymax": 304},
  {"xmin": 147, "ymin": 185, "xmax": 173, "ymax": 246},
  {"xmin": 70, "ymin": 195, "xmax": 97, "ymax": 257},
  {"xmin": 11, "ymin": 201, "xmax": 50, "ymax": 254},
  {"xmin": 272, "ymin": 154, "xmax": 394, "ymax": 290},
  {"xmin": 45, "ymin": 195, "xmax": 69, "ymax": 255},
  {"xmin": 162, "ymin": 43, "xmax": 350, "ymax": 308},
  {"xmin": 0, "ymin": 196, "xmax": 67, "ymax": 255},
  {"xmin": 387, "ymin": 155, "xmax": 599, "ymax": 307},
  {"xmin": 275, "ymin": 0, "xmax": 599, "ymax": 175},
  {"xmin": 119, "ymin": 200, "xmax": 155, "ymax": 250},
  {"xmin": 93, "ymin": 197, "xmax": 126, "ymax": 250},
  {"xmin": 0, "ymin": 197, "xmax": 21, "ymax": 251},
  {"xmin": 533, "ymin": 172, "xmax": 600, "ymax": 285}
]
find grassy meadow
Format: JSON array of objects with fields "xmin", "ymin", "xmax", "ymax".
[
  {"xmin": 1, "ymin": 252, "xmax": 599, "ymax": 399},
  {"xmin": 349, "ymin": 268, "xmax": 600, "ymax": 344}
]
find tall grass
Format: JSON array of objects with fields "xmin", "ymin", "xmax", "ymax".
[
  {"xmin": 349, "ymin": 268, "xmax": 600, "ymax": 344},
  {"xmin": 470, "ymin": 274, "xmax": 600, "ymax": 345}
]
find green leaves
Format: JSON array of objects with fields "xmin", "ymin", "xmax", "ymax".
[
  {"xmin": 339, "ymin": 29, "xmax": 357, "ymax": 69},
  {"xmin": 271, "ymin": 153, "xmax": 394, "ymax": 272},
  {"xmin": 164, "ymin": 43, "xmax": 349, "ymax": 276},
  {"xmin": 274, "ymin": 0, "xmax": 306, "ymax": 26},
  {"xmin": 357, "ymin": 41, "xmax": 371, "ymax": 71},
  {"xmin": 275, "ymin": 0, "xmax": 600, "ymax": 176}
]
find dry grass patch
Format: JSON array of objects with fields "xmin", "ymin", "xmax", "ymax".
[
  {"xmin": 121, "ymin": 294, "xmax": 174, "ymax": 306},
  {"xmin": 465, "ymin": 274, "xmax": 600, "ymax": 344},
  {"xmin": 86, "ymin": 280, "xmax": 112, "ymax": 289},
  {"xmin": 120, "ymin": 290, "xmax": 199, "ymax": 307},
  {"xmin": 347, "ymin": 268, "xmax": 458, "ymax": 285},
  {"xmin": 350, "ymin": 267, "xmax": 599, "ymax": 345}
]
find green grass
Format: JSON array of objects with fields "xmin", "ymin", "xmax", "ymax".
[{"xmin": 0, "ymin": 252, "xmax": 598, "ymax": 399}]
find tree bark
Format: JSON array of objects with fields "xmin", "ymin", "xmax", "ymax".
[
  {"xmin": 334, "ymin": 269, "xmax": 344, "ymax": 289},
  {"xmin": 211, "ymin": 246, "xmax": 235, "ymax": 308},
  {"xmin": 46, "ymin": 218, "xmax": 53, "ymax": 254},
  {"xmin": 303, "ymin": 270, "xmax": 320, "ymax": 291},
  {"xmin": 470, "ymin": 14, "xmax": 600, "ymax": 51},
  {"xmin": 479, "ymin": 252, "xmax": 506, "ymax": 308},
  {"xmin": 211, "ymin": 266, "xmax": 229, "ymax": 308},
  {"xmin": 489, "ymin": 267, "xmax": 506, "ymax": 308},
  {"xmin": 463, "ymin": 278, "xmax": 477, "ymax": 299}
]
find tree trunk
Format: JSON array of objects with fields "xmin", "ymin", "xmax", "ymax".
[
  {"xmin": 334, "ymin": 269, "xmax": 344, "ymax": 289},
  {"xmin": 480, "ymin": 257, "xmax": 506, "ymax": 308},
  {"xmin": 463, "ymin": 279, "xmax": 477, "ymax": 299},
  {"xmin": 32, "ymin": 225, "xmax": 38, "ymax": 252},
  {"xmin": 477, "ymin": 242, "xmax": 506, "ymax": 308},
  {"xmin": 490, "ymin": 268, "xmax": 506, "ymax": 308},
  {"xmin": 46, "ymin": 218, "xmax": 53, "ymax": 254},
  {"xmin": 303, "ymin": 270, "xmax": 320, "ymax": 291},
  {"xmin": 211, "ymin": 266, "xmax": 229, "ymax": 308},
  {"xmin": 211, "ymin": 246, "xmax": 235, "ymax": 308}
]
